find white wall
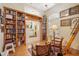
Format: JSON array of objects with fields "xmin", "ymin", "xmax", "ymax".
[
  {"xmin": 24, "ymin": 5, "xmax": 44, "ymax": 17},
  {"xmin": 46, "ymin": 3, "xmax": 79, "ymax": 50},
  {"xmin": 0, "ymin": 29, "xmax": 4, "ymax": 52}
]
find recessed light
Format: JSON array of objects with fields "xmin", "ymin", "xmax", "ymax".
[{"xmin": 45, "ymin": 4, "xmax": 48, "ymax": 7}]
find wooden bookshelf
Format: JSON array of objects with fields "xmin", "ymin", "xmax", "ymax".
[
  {"xmin": 42, "ymin": 15, "xmax": 47, "ymax": 40},
  {"xmin": 3, "ymin": 7, "xmax": 43, "ymax": 49},
  {"xmin": 17, "ymin": 11, "xmax": 25, "ymax": 46},
  {"xmin": 4, "ymin": 7, "xmax": 16, "ymax": 47},
  {"xmin": 3, "ymin": 7, "xmax": 26, "ymax": 47}
]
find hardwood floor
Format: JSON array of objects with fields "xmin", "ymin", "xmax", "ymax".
[
  {"xmin": 9, "ymin": 43, "xmax": 79, "ymax": 56},
  {"xmin": 65, "ymin": 53, "xmax": 79, "ymax": 56},
  {"xmin": 9, "ymin": 44, "xmax": 30, "ymax": 56}
]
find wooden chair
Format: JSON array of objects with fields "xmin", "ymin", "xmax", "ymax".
[
  {"xmin": 3, "ymin": 39, "xmax": 15, "ymax": 55},
  {"xmin": 32, "ymin": 44, "xmax": 50, "ymax": 56},
  {"xmin": 50, "ymin": 37, "xmax": 63, "ymax": 55}
]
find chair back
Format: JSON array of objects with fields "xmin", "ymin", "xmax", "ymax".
[
  {"xmin": 50, "ymin": 37, "xmax": 63, "ymax": 55},
  {"xmin": 36, "ymin": 44, "xmax": 50, "ymax": 56}
]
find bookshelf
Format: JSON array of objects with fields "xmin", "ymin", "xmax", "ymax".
[
  {"xmin": 4, "ymin": 7, "xmax": 16, "ymax": 47},
  {"xmin": 4, "ymin": 7, "xmax": 26, "ymax": 47},
  {"xmin": 42, "ymin": 15, "xmax": 47, "ymax": 40},
  {"xmin": 17, "ymin": 11, "xmax": 26, "ymax": 46},
  {"xmin": 3, "ymin": 7, "xmax": 42, "ymax": 49}
]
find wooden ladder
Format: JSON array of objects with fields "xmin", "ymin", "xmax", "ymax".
[{"xmin": 64, "ymin": 18, "xmax": 79, "ymax": 54}]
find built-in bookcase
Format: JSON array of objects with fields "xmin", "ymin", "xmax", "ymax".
[
  {"xmin": 42, "ymin": 15, "xmax": 47, "ymax": 40},
  {"xmin": 4, "ymin": 7, "xmax": 26, "ymax": 47},
  {"xmin": 4, "ymin": 7, "xmax": 16, "ymax": 47},
  {"xmin": 3, "ymin": 7, "xmax": 42, "ymax": 49},
  {"xmin": 17, "ymin": 12, "xmax": 25, "ymax": 45}
]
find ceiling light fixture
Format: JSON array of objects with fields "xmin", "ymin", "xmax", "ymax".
[{"xmin": 45, "ymin": 4, "xmax": 48, "ymax": 7}]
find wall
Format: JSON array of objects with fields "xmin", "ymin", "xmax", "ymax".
[
  {"xmin": 24, "ymin": 5, "xmax": 44, "ymax": 17},
  {"xmin": 0, "ymin": 29, "xmax": 4, "ymax": 52},
  {"xmin": 46, "ymin": 3, "xmax": 79, "ymax": 50}
]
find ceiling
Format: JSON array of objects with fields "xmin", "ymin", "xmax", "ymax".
[
  {"xmin": 1, "ymin": 3, "xmax": 56, "ymax": 12},
  {"xmin": 28, "ymin": 3, "xmax": 56, "ymax": 12}
]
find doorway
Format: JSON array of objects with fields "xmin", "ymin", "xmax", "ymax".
[{"xmin": 26, "ymin": 20, "xmax": 40, "ymax": 45}]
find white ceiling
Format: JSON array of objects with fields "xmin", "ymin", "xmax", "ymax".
[
  {"xmin": 1, "ymin": 3, "xmax": 56, "ymax": 12},
  {"xmin": 28, "ymin": 3, "xmax": 56, "ymax": 12}
]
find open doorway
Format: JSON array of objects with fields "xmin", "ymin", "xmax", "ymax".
[{"xmin": 26, "ymin": 20, "xmax": 40, "ymax": 46}]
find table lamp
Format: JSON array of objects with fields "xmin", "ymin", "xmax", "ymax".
[{"xmin": 51, "ymin": 25, "xmax": 58, "ymax": 55}]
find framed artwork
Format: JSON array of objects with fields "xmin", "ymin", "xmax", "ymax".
[
  {"xmin": 70, "ymin": 5, "xmax": 79, "ymax": 15},
  {"xmin": 60, "ymin": 19, "xmax": 71, "ymax": 26},
  {"xmin": 60, "ymin": 9, "xmax": 69, "ymax": 18}
]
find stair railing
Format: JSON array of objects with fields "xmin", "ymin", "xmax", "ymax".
[
  {"xmin": 71, "ymin": 18, "xmax": 79, "ymax": 35},
  {"xmin": 64, "ymin": 17, "xmax": 79, "ymax": 54}
]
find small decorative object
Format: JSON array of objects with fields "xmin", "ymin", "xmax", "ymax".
[
  {"xmin": 60, "ymin": 19, "xmax": 71, "ymax": 26},
  {"xmin": 30, "ymin": 22, "xmax": 33, "ymax": 29},
  {"xmin": 6, "ymin": 9, "xmax": 9, "ymax": 14},
  {"xmin": 34, "ymin": 25, "xmax": 37, "ymax": 37},
  {"xmin": 10, "ymin": 10, "xmax": 15, "ymax": 15},
  {"xmin": 6, "ymin": 14, "xmax": 13, "ymax": 19}
]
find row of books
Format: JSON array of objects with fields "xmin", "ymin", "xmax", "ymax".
[
  {"xmin": 18, "ymin": 26, "xmax": 25, "ymax": 29},
  {"xmin": 18, "ymin": 29, "xmax": 25, "ymax": 33},
  {"xmin": 5, "ymin": 9, "xmax": 16, "ymax": 16},
  {"xmin": 6, "ymin": 20, "xmax": 15, "ymax": 24},
  {"xmin": 17, "ymin": 21, "xmax": 25, "ymax": 25},
  {"xmin": 6, "ymin": 34, "xmax": 16, "ymax": 39},
  {"xmin": 6, "ymin": 25, "xmax": 15, "ymax": 29},
  {"xmin": 6, "ymin": 29, "xmax": 16, "ymax": 34},
  {"xmin": 17, "ymin": 16, "xmax": 25, "ymax": 21},
  {"xmin": 18, "ymin": 33, "xmax": 24, "ymax": 37}
]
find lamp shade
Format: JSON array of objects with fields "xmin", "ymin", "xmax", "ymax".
[{"xmin": 51, "ymin": 25, "xmax": 58, "ymax": 30}]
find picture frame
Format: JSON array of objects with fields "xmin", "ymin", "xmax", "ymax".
[
  {"xmin": 60, "ymin": 19, "xmax": 71, "ymax": 26},
  {"xmin": 60, "ymin": 9, "xmax": 69, "ymax": 18},
  {"xmin": 70, "ymin": 5, "xmax": 79, "ymax": 15}
]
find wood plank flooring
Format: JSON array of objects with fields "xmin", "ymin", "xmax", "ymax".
[
  {"xmin": 9, "ymin": 44, "xmax": 30, "ymax": 56},
  {"xmin": 9, "ymin": 43, "xmax": 79, "ymax": 56}
]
